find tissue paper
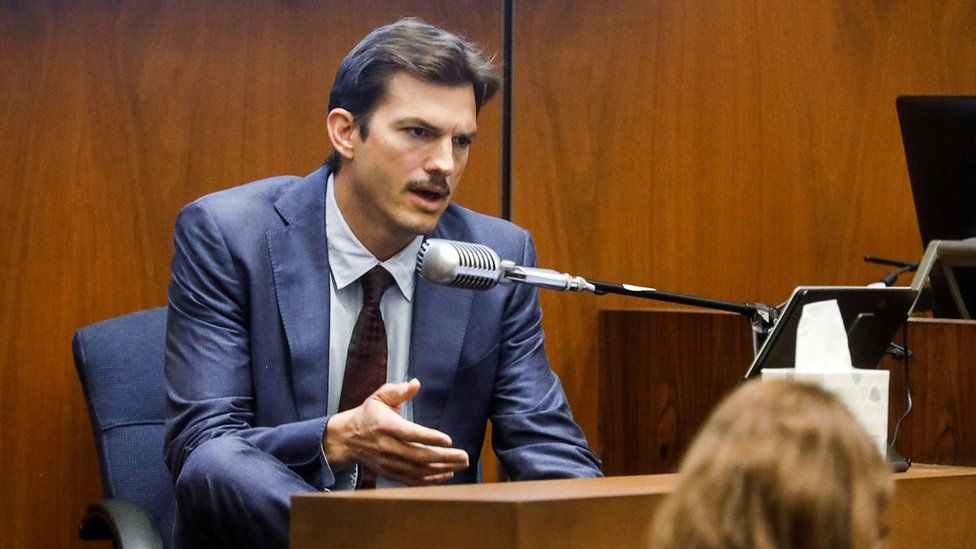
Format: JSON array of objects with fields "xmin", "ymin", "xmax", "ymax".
[
  {"xmin": 795, "ymin": 299, "xmax": 852, "ymax": 372},
  {"xmin": 763, "ymin": 298, "xmax": 890, "ymax": 455}
]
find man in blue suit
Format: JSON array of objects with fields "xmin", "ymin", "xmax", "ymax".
[{"xmin": 164, "ymin": 18, "xmax": 601, "ymax": 548}]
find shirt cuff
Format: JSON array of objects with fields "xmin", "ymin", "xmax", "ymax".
[
  {"xmin": 319, "ymin": 444, "xmax": 357, "ymax": 491},
  {"xmin": 333, "ymin": 462, "xmax": 358, "ymax": 491}
]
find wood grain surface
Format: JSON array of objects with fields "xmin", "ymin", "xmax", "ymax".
[
  {"xmin": 0, "ymin": 2, "xmax": 500, "ymax": 547},
  {"xmin": 5, "ymin": 1, "xmax": 976, "ymax": 546},
  {"xmin": 602, "ymin": 311, "xmax": 976, "ymax": 475},
  {"xmin": 599, "ymin": 309, "xmax": 752, "ymax": 474},
  {"xmin": 292, "ymin": 465, "xmax": 976, "ymax": 549},
  {"xmin": 887, "ymin": 318, "xmax": 976, "ymax": 466},
  {"xmin": 513, "ymin": 0, "xmax": 976, "ymax": 456}
]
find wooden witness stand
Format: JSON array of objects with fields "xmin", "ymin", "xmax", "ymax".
[
  {"xmin": 291, "ymin": 466, "xmax": 976, "ymax": 548},
  {"xmin": 598, "ymin": 310, "xmax": 976, "ymax": 475},
  {"xmin": 291, "ymin": 311, "xmax": 976, "ymax": 548}
]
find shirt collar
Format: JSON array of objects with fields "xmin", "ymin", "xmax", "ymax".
[{"xmin": 326, "ymin": 173, "xmax": 422, "ymax": 300}]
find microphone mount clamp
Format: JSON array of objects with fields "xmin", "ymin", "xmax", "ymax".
[{"xmin": 501, "ymin": 260, "xmax": 596, "ymax": 293}]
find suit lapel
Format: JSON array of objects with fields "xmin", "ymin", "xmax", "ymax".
[
  {"xmin": 265, "ymin": 171, "xmax": 474, "ymax": 426},
  {"xmin": 410, "ymin": 220, "xmax": 474, "ymax": 430},
  {"xmin": 266, "ymin": 168, "xmax": 331, "ymax": 420}
]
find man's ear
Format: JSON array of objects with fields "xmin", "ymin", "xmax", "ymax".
[{"xmin": 327, "ymin": 108, "xmax": 358, "ymax": 161}]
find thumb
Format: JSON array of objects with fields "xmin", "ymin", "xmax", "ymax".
[{"xmin": 372, "ymin": 378, "xmax": 421, "ymax": 407}]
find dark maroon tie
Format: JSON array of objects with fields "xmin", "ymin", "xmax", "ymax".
[{"xmin": 338, "ymin": 265, "xmax": 394, "ymax": 488}]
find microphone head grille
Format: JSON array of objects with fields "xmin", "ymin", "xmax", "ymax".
[
  {"xmin": 417, "ymin": 239, "xmax": 502, "ymax": 290},
  {"xmin": 417, "ymin": 239, "xmax": 432, "ymax": 273}
]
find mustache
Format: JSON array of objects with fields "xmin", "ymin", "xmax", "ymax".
[{"xmin": 405, "ymin": 177, "xmax": 451, "ymax": 195}]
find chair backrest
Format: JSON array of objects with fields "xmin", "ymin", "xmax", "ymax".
[{"xmin": 72, "ymin": 307, "xmax": 172, "ymax": 528}]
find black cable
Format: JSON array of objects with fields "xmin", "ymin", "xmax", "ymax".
[
  {"xmin": 889, "ymin": 349, "xmax": 913, "ymax": 450},
  {"xmin": 880, "ymin": 265, "xmax": 917, "ymax": 286}
]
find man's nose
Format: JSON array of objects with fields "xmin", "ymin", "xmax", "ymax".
[{"xmin": 424, "ymin": 138, "xmax": 456, "ymax": 176}]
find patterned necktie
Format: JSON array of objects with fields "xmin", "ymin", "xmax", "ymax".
[{"xmin": 338, "ymin": 265, "xmax": 394, "ymax": 489}]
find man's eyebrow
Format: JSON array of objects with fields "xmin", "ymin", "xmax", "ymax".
[
  {"xmin": 397, "ymin": 117, "xmax": 439, "ymax": 130},
  {"xmin": 396, "ymin": 117, "xmax": 477, "ymax": 138}
]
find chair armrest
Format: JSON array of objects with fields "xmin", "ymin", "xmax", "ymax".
[{"xmin": 79, "ymin": 499, "xmax": 164, "ymax": 549}]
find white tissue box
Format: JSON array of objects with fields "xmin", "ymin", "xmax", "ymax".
[{"xmin": 761, "ymin": 369, "xmax": 889, "ymax": 455}]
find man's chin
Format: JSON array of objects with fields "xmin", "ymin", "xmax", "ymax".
[
  {"xmin": 412, "ymin": 220, "xmax": 441, "ymax": 236},
  {"xmin": 403, "ymin": 208, "xmax": 448, "ymax": 236}
]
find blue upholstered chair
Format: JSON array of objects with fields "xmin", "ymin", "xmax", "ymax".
[{"xmin": 72, "ymin": 307, "xmax": 172, "ymax": 548}]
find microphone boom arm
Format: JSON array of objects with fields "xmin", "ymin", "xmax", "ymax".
[
  {"xmin": 417, "ymin": 238, "xmax": 777, "ymax": 344},
  {"xmin": 584, "ymin": 278, "xmax": 778, "ymax": 338}
]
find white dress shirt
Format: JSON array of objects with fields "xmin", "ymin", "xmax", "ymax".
[
  {"xmin": 325, "ymin": 174, "xmax": 422, "ymax": 489},
  {"xmin": 325, "ymin": 174, "xmax": 422, "ymax": 418}
]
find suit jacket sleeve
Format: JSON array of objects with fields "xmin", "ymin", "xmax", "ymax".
[
  {"xmin": 489, "ymin": 231, "xmax": 603, "ymax": 479},
  {"xmin": 163, "ymin": 201, "xmax": 340, "ymax": 489}
]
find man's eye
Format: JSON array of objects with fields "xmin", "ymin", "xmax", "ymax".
[
  {"xmin": 454, "ymin": 136, "xmax": 472, "ymax": 149},
  {"xmin": 407, "ymin": 127, "xmax": 428, "ymax": 138}
]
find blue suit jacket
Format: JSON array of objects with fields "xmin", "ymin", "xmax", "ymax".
[{"xmin": 163, "ymin": 167, "xmax": 601, "ymax": 491}]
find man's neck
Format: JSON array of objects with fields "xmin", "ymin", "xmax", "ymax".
[{"xmin": 332, "ymin": 172, "xmax": 412, "ymax": 261}]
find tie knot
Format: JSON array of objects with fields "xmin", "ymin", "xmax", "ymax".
[{"xmin": 361, "ymin": 265, "xmax": 394, "ymax": 306}]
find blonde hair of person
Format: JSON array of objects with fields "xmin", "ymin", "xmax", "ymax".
[{"xmin": 652, "ymin": 380, "xmax": 893, "ymax": 549}]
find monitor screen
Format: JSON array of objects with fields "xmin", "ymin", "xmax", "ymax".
[{"xmin": 897, "ymin": 96, "xmax": 976, "ymax": 318}]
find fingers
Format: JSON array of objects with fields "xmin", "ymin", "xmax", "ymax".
[
  {"xmin": 368, "ymin": 380, "xmax": 453, "ymax": 447},
  {"xmin": 369, "ymin": 449, "xmax": 468, "ymax": 486},
  {"xmin": 377, "ymin": 455, "xmax": 465, "ymax": 478},
  {"xmin": 369, "ymin": 438, "xmax": 468, "ymax": 486},
  {"xmin": 378, "ymin": 464, "xmax": 457, "ymax": 486},
  {"xmin": 342, "ymin": 381, "xmax": 471, "ymax": 486},
  {"xmin": 391, "ymin": 439, "xmax": 469, "ymax": 467},
  {"xmin": 370, "ymin": 464, "xmax": 455, "ymax": 487},
  {"xmin": 372, "ymin": 378, "xmax": 421, "ymax": 408},
  {"xmin": 368, "ymin": 432, "xmax": 468, "ymax": 469},
  {"xmin": 385, "ymin": 417, "xmax": 455, "ymax": 448},
  {"xmin": 419, "ymin": 471, "xmax": 457, "ymax": 485}
]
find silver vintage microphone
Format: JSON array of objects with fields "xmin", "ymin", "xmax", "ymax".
[
  {"xmin": 416, "ymin": 239, "xmax": 595, "ymax": 292},
  {"xmin": 417, "ymin": 239, "xmax": 780, "ymax": 366}
]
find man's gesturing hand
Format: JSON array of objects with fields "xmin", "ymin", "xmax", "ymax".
[{"xmin": 323, "ymin": 379, "xmax": 469, "ymax": 486}]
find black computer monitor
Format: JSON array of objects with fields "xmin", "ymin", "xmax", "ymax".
[{"xmin": 897, "ymin": 96, "xmax": 976, "ymax": 318}]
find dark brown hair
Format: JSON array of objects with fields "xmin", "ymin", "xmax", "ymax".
[{"xmin": 326, "ymin": 18, "xmax": 500, "ymax": 173}]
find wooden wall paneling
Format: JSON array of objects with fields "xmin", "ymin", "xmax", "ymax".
[
  {"xmin": 604, "ymin": 312, "xmax": 976, "ymax": 475},
  {"xmin": 513, "ymin": 0, "xmax": 976, "ymax": 457},
  {"xmin": 7, "ymin": 0, "xmax": 976, "ymax": 544},
  {"xmin": 886, "ymin": 319, "xmax": 976, "ymax": 465},
  {"xmin": 0, "ymin": 2, "xmax": 501, "ymax": 546},
  {"xmin": 599, "ymin": 310, "xmax": 752, "ymax": 475}
]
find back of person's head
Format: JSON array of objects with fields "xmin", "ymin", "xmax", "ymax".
[
  {"xmin": 326, "ymin": 17, "xmax": 500, "ymax": 173},
  {"xmin": 651, "ymin": 380, "xmax": 893, "ymax": 549}
]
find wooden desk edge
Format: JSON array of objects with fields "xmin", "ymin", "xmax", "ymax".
[{"xmin": 292, "ymin": 465, "xmax": 974, "ymax": 505}]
